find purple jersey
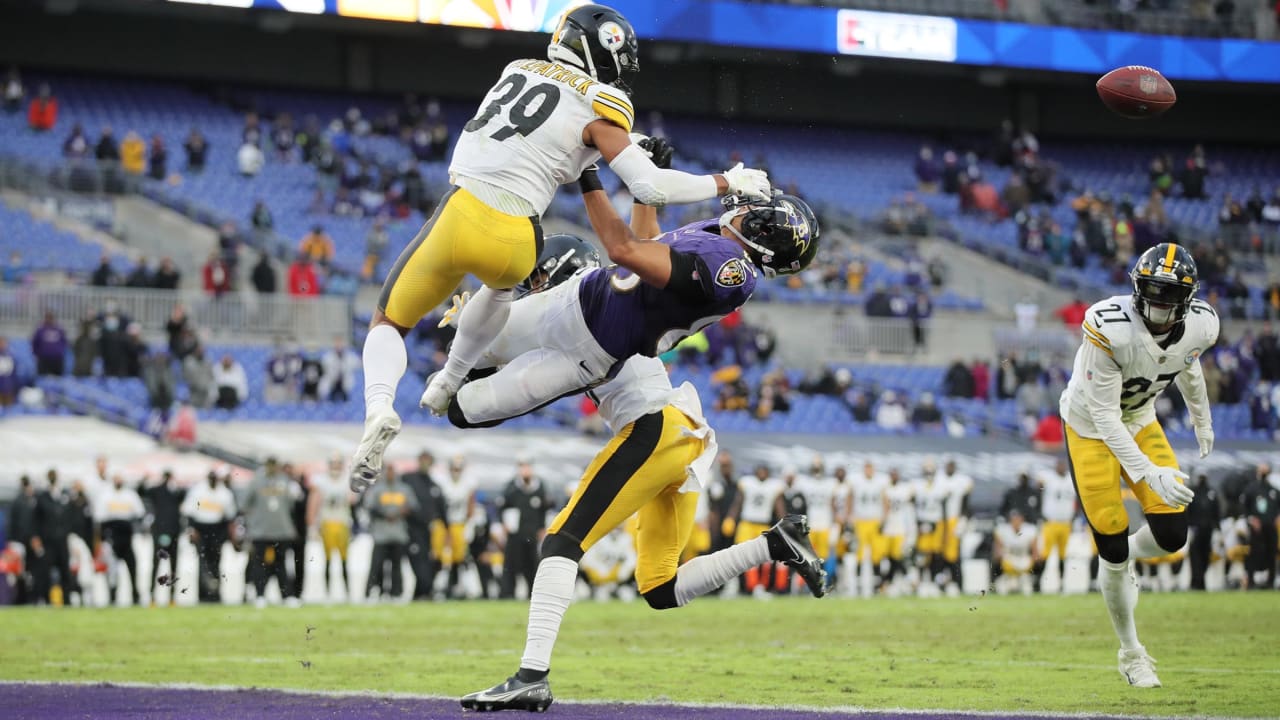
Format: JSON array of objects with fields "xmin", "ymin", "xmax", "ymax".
[{"xmin": 578, "ymin": 221, "xmax": 757, "ymax": 361}]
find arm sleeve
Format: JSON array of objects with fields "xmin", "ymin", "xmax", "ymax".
[
  {"xmin": 665, "ymin": 248, "xmax": 714, "ymax": 303},
  {"xmin": 608, "ymin": 143, "xmax": 717, "ymax": 207},
  {"xmin": 1079, "ymin": 341, "xmax": 1158, "ymax": 481},
  {"xmin": 1175, "ymin": 358, "xmax": 1213, "ymax": 431}
]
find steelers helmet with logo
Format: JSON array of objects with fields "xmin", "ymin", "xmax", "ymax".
[
  {"xmin": 719, "ymin": 191, "xmax": 820, "ymax": 277},
  {"xmin": 1130, "ymin": 242, "xmax": 1199, "ymax": 327},
  {"xmin": 547, "ymin": 4, "xmax": 640, "ymax": 93}
]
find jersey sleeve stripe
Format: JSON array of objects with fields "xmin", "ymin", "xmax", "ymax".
[
  {"xmin": 1081, "ymin": 324, "xmax": 1111, "ymax": 349},
  {"xmin": 595, "ymin": 87, "xmax": 634, "ymax": 115},
  {"xmin": 592, "ymin": 94, "xmax": 634, "ymax": 124},
  {"xmin": 591, "ymin": 98, "xmax": 634, "ymax": 132},
  {"xmin": 1085, "ymin": 334, "xmax": 1115, "ymax": 358}
]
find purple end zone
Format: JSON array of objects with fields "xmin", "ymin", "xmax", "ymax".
[{"xmin": 0, "ymin": 684, "xmax": 1120, "ymax": 720}]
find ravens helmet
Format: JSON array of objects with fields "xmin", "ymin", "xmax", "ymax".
[
  {"xmin": 547, "ymin": 4, "xmax": 639, "ymax": 93},
  {"xmin": 719, "ymin": 191, "xmax": 820, "ymax": 278},
  {"xmin": 518, "ymin": 233, "xmax": 602, "ymax": 296},
  {"xmin": 1130, "ymin": 242, "xmax": 1199, "ymax": 328}
]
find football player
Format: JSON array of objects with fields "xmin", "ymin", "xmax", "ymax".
[
  {"xmin": 306, "ymin": 454, "xmax": 356, "ymax": 601},
  {"xmin": 938, "ymin": 458, "xmax": 973, "ymax": 594},
  {"xmin": 459, "ymin": 216, "xmax": 825, "ymax": 713},
  {"xmin": 881, "ymin": 467, "xmax": 914, "ymax": 594},
  {"xmin": 913, "ymin": 459, "xmax": 949, "ymax": 595},
  {"xmin": 1060, "ymin": 243, "xmax": 1216, "ymax": 688},
  {"xmin": 728, "ymin": 463, "xmax": 787, "ymax": 598},
  {"xmin": 1037, "ymin": 457, "xmax": 1077, "ymax": 592},
  {"xmin": 799, "ymin": 456, "xmax": 840, "ymax": 582},
  {"xmin": 432, "ymin": 138, "xmax": 818, "ymax": 432},
  {"xmin": 440, "ymin": 456, "xmax": 477, "ymax": 599},
  {"xmin": 993, "ymin": 510, "xmax": 1039, "ymax": 596},
  {"xmin": 351, "ymin": 3, "xmax": 772, "ymax": 492},
  {"xmin": 850, "ymin": 461, "xmax": 889, "ymax": 596}
]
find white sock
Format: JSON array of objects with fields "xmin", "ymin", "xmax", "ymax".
[
  {"xmin": 673, "ymin": 536, "xmax": 770, "ymax": 606},
  {"xmin": 519, "ymin": 556, "xmax": 577, "ymax": 673},
  {"xmin": 362, "ymin": 324, "xmax": 406, "ymax": 417},
  {"xmin": 440, "ymin": 287, "xmax": 513, "ymax": 388},
  {"xmin": 1127, "ymin": 525, "xmax": 1167, "ymax": 560},
  {"xmin": 1099, "ymin": 559, "xmax": 1141, "ymax": 651}
]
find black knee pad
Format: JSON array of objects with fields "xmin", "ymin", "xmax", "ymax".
[
  {"xmin": 1093, "ymin": 530, "xmax": 1129, "ymax": 564},
  {"xmin": 1146, "ymin": 513, "xmax": 1188, "ymax": 553},
  {"xmin": 539, "ymin": 533, "xmax": 584, "ymax": 563},
  {"xmin": 641, "ymin": 577, "xmax": 679, "ymax": 610}
]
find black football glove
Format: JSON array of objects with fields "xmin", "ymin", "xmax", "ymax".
[{"xmin": 638, "ymin": 136, "xmax": 674, "ymax": 170}]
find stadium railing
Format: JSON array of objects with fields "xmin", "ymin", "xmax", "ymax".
[
  {"xmin": 0, "ymin": 286, "xmax": 353, "ymax": 343},
  {"xmin": 832, "ymin": 316, "xmax": 924, "ymax": 357}
]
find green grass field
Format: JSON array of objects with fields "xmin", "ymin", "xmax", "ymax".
[{"xmin": 1, "ymin": 593, "xmax": 1277, "ymax": 718}]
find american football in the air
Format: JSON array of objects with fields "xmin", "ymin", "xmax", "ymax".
[{"xmin": 1096, "ymin": 65, "xmax": 1177, "ymax": 119}]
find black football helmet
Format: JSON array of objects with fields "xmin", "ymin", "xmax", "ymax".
[
  {"xmin": 518, "ymin": 234, "xmax": 601, "ymax": 297},
  {"xmin": 719, "ymin": 191, "xmax": 820, "ymax": 278},
  {"xmin": 547, "ymin": 4, "xmax": 639, "ymax": 93},
  {"xmin": 1130, "ymin": 242, "xmax": 1199, "ymax": 328}
]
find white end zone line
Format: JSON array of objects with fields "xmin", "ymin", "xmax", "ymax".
[{"xmin": 0, "ymin": 680, "xmax": 1258, "ymax": 720}]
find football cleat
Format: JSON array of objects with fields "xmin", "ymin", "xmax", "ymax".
[
  {"xmin": 763, "ymin": 515, "xmax": 828, "ymax": 598},
  {"xmin": 420, "ymin": 371, "xmax": 458, "ymax": 417},
  {"xmin": 349, "ymin": 406, "xmax": 401, "ymax": 493},
  {"xmin": 460, "ymin": 674, "xmax": 553, "ymax": 713},
  {"xmin": 1118, "ymin": 647, "xmax": 1161, "ymax": 688}
]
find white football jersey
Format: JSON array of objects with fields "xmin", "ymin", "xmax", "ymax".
[
  {"xmin": 1061, "ymin": 295, "xmax": 1218, "ymax": 436},
  {"xmin": 882, "ymin": 482, "xmax": 914, "ymax": 536},
  {"xmin": 441, "ymin": 475, "xmax": 477, "ymax": 525},
  {"xmin": 851, "ymin": 472, "xmax": 889, "ymax": 521},
  {"xmin": 939, "ymin": 471, "xmax": 973, "ymax": 520},
  {"xmin": 450, "ymin": 58, "xmax": 634, "ymax": 215},
  {"xmin": 914, "ymin": 478, "xmax": 947, "ymax": 524},
  {"xmin": 996, "ymin": 523, "xmax": 1037, "ymax": 571},
  {"xmin": 738, "ymin": 475, "xmax": 783, "ymax": 525},
  {"xmin": 1038, "ymin": 470, "xmax": 1077, "ymax": 523},
  {"xmin": 800, "ymin": 475, "xmax": 838, "ymax": 529},
  {"xmin": 317, "ymin": 475, "xmax": 353, "ymax": 526}
]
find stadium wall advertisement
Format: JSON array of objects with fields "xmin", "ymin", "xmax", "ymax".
[{"xmin": 165, "ymin": 0, "xmax": 1280, "ymax": 83}]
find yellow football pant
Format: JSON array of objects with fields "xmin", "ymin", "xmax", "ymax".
[
  {"xmin": 378, "ymin": 187, "xmax": 541, "ymax": 328},
  {"xmin": 443, "ymin": 523, "xmax": 468, "ymax": 566},
  {"xmin": 547, "ymin": 405, "xmax": 707, "ymax": 594},
  {"xmin": 1065, "ymin": 422, "xmax": 1183, "ymax": 535},
  {"xmin": 1040, "ymin": 521, "xmax": 1071, "ymax": 560},
  {"xmin": 319, "ymin": 521, "xmax": 350, "ymax": 560},
  {"xmin": 853, "ymin": 520, "xmax": 883, "ymax": 564}
]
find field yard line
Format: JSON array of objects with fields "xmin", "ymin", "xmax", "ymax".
[{"xmin": 0, "ymin": 679, "xmax": 1256, "ymax": 720}]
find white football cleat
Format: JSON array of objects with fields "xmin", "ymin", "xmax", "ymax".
[
  {"xmin": 419, "ymin": 372, "xmax": 459, "ymax": 417},
  {"xmin": 1118, "ymin": 646, "xmax": 1161, "ymax": 688},
  {"xmin": 350, "ymin": 406, "xmax": 401, "ymax": 493}
]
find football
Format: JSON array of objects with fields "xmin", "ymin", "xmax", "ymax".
[{"xmin": 1096, "ymin": 65, "xmax": 1177, "ymax": 119}]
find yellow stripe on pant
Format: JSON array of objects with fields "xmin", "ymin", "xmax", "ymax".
[
  {"xmin": 378, "ymin": 186, "xmax": 541, "ymax": 328},
  {"xmin": 547, "ymin": 405, "xmax": 707, "ymax": 594},
  {"xmin": 1064, "ymin": 421, "xmax": 1184, "ymax": 536}
]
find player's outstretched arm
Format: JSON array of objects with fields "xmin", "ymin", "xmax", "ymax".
[
  {"xmin": 579, "ymin": 167, "xmax": 673, "ymax": 288},
  {"xmin": 584, "ymin": 120, "xmax": 769, "ymax": 205},
  {"xmin": 1175, "ymin": 357, "xmax": 1214, "ymax": 457}
]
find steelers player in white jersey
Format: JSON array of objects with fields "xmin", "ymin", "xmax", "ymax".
[
  {"xmin": 993, "ymin": 510, "xmax": 1039, "ymax": 596},
  {"xmin": 881, "ymin": 468, "xmax": 914, "ymax": 591},
  {"xmin": 440, "ymin": 456, "xmax": 478, "ymax": 598},
  {"xmin": 352, "ymin": 3, "xmax": 773, "ymax": 493},
  {"xmin": 306, "ymin": 454, "xmax": 356, "ymax": 600},
  {"xmin": 1036, "ymin": 457, "xmax": 1077, "ymax": 591},
  {"xmin": 800, "ymin": 456, "xmax": 839, "ymax": 567},
  {"xmin": 850, "ymin": 461, "xmax": 889, "ymax": 591},
  {"xmin": 459, "ymin": 208, "xmax": 824, "ymax": 713},
  {"xmin": 913, "ymin": 459, "xmax": 949, "ymax": 592},
  {"xmin": 1060, "ymin": 243, "xmax": 1216, "ymax": 689},
  {"xmin": 938, "ymin": 458, "xmax": 973, "ymax": 592}
]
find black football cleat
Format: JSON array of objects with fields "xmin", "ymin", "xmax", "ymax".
[
  {"xmin": 764, "ymin": 514, "xmax": 828, "ymax": 598},
  {"xmin": 460, "ymin": 674, "xmax": 553, "ymax": 713}
]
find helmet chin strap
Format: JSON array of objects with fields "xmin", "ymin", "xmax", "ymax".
[{"xmin": 719, "ymin": 206, "xmax": 776, "ymax": 277}]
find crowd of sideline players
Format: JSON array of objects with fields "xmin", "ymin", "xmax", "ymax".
[{"xmin": 3, "ymin": 450, "xmax": 1278, "ymax": 607}]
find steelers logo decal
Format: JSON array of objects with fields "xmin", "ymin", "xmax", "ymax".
[
  {"xmin": 716, "ymin": 258, "xmax": 748, "ymax": 288},
  {"xmin": 598, "ymin": 21, "xmax": 627, "ymax": 52}
]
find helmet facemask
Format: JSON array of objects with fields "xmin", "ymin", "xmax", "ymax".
[{"xmin": 1133, "ymin": 276, "xmax": 1195, "ymax": 329}]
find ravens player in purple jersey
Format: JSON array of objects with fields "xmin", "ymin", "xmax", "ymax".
[{"xmin": 434, "ymin": 136, "xmax": 819, "ymax": 430}]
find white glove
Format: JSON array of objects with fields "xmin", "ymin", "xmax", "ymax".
[
  {"xmin": 1142, "ymin": 467, "xmax": 1194, "ymax": 508},
  {"xmin": 721, "ymin": 162, "xmax": 771, "ymax": 201},
  {"xmin": 438, "ymin": 291, "xmax": 470, "ymax": 328},
  {"xmin": 1195, "ymin": 426, "xmax": 1214, "ymax": 459}
]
